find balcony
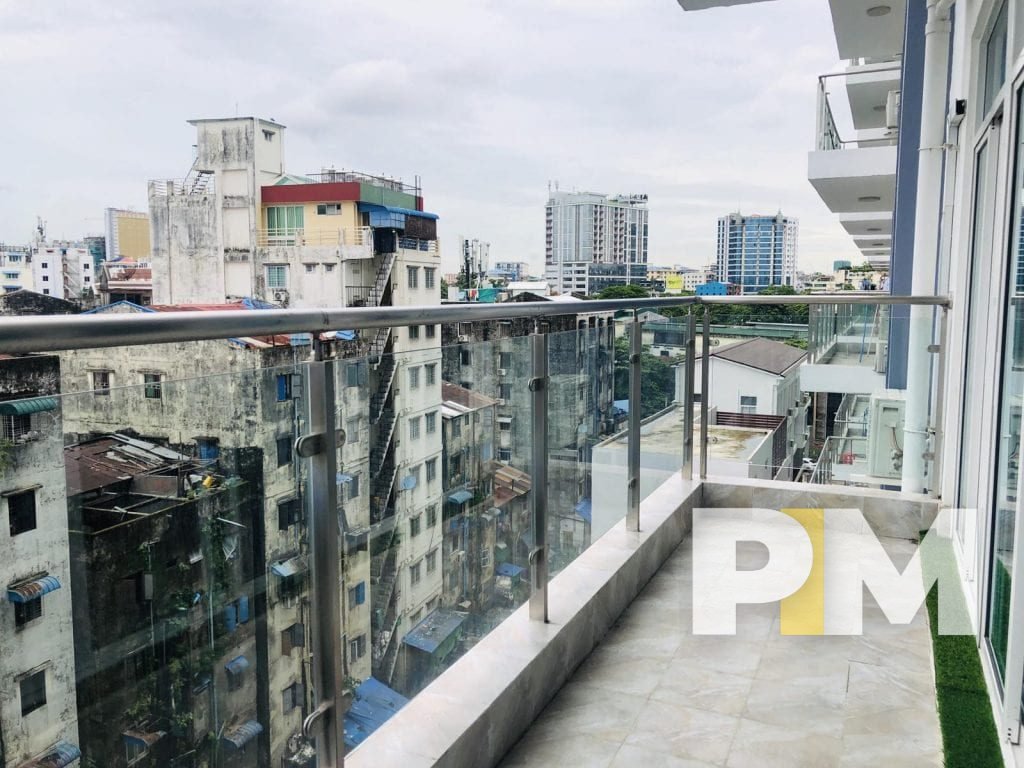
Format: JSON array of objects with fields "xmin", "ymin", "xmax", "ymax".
[
  {"xmin": 0, "ymin": 293, "xmax": 976, "ymax": 768},
  {"xmin": 256, "ymin": 226, "xmax": 374, "ymax": 259},
  {"xmin": 808, "ymin": 69, "xmax": 899, "ymax": 221},
  {"xmin": 802, "ymin": 302, "xmax": 889, "ymax": 393}
]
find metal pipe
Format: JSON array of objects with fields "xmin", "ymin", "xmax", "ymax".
[
  {"xmin": 302, "ymin": 359, "xmax": 345, "ymax": 765},
  {"xmin": 930, "ymin": 307, "xmax": 949, "ymax": 498},
  {"xmin": 700, "ymin": 312, "xmax": 710, "ymax": 479},
  {"xmin": 902, "ymin": 0, "xmax": 954, "ymax": 493},
  {"xmin": 0, "ymin": 295, "xmax": 949, "ymax": 354},
  {"xmin": 626, "ymin": 315, "xmax": 642, "ymax": 532},
  {"xmin": 528, "ymin": 330, "xmax": 548, "ymax": 623},
  {"xmin": 682, "ymin": 312, "xmax": 696, "ymax": 480}
]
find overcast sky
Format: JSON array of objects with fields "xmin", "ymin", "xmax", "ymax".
[{"xmin": 0, "ymin": 0, "xmax": 859, "ymax": 275}]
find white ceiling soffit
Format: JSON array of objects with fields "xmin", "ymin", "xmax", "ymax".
[
  {"xmin": 807, "ymin": 145, "xmax": 897, "ymax": 215},
  {"xmin": 829, "ymin": 0, "xmax": 907, "ymax": 61},
  {"xmin": 676, "ymin": 0, "xmax": 776, "ymax": 10},
  {"xmin": 845, "ymin": 65, "xmax": 902, "ymax": 130},
  {"xmin": 840, "ymin": 212, "xmax": 894, "ymax": 237}
]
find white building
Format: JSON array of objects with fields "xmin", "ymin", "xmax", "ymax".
[
  {"xmin": 0, "ymin": 246, "xmax": 33, "ymax": 294},
  {"xmin": 690, "ymin": 337, "xmax": 809, "ymax": 475},
  {"xmin": 544, "ymin": 190, "xmax": 649, "ymax": 295},
  {"xmin": 30, "ymin": 242, "xmax": 93, "ymax": 301}
]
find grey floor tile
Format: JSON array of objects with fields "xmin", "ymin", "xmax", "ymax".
[
  {"xmin": 610, "ymin": 744, "xmax": 722, "ymax": 768},
  {"xmin": 500, "ymin": 732, "xmax": 623, "ymax": 768},
  {"xmin": 623, "ymin": 699, "xmax": 739, "ymax": 764},
  {"xmin": 726, "ymin": 717, "xmax": 842, "ymax": 768},
  {"xmin": 650, "ymin": 659, "xmax": 754, "ymax": 716}
]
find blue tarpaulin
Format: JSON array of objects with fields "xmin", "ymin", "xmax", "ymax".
[
  {"xmin": 344, "ymin": 677, "xmax": 409, "ymax": 749},
  {"xmin": 447, "ymin": 489, "xmax": 473, "ymax": 505},
  {"xmin": 495, "ymin": 563, "xmax": 525, "ymax": 578},
  {"xmin": 225, "ymin": 656, "xmax": 249, "ymax": 675},
  {"xmin": 271, "ymin": 556, "xmax": 306, "ymax": 578},
  {"xmin": 575, "ymin": 499, "xmax": 593, "ymax": 523},
  {"xmin": 402, "ymin": 609, "xmax": 467, "ymax": 654}
]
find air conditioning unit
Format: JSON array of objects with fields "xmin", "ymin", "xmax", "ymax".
[
  {"xmin": 866, "ymin": 391, "xmax": 905, "ymax": 479},
  {"xmin": 498, "ymin": 368, "xmax": 508, "ymax": 376},
  {"xmin": 273, "ymin": 289, "xmax": 290, "ymax": 304},
  {"xmin": 885, "ymin": 90, "xmax": 901, "ymax": 130},
  {"xmin": 450, "ymin": 549, "xmax": 465, "ymax": 562},
  {"xmin": 457, "ymin": 334, "xmax": 471, "ymax": 343}
]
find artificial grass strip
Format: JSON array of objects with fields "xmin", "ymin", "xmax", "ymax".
[{"xmin": 924, "ymin": 537, "xmax": 1003, "ymax": 768}]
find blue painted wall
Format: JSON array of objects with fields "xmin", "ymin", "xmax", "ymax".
[{"xmin": 888, "ymin": 0, "xmax": 928, "ymax": 389}]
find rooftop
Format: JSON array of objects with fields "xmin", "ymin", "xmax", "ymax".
[{"xmin": 707, "ymin": 337, "xmax": 807, "ymax": 375}]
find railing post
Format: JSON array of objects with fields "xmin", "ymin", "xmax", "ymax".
[
  {"xmin": 700, "ymin": 310, "xmax": 710, "ymax": 480},
  {"xmin": 682, "ymin": 310, "xmax": 696, "ymax": 480},
  {"xmin": 298, "ymin": 346, "xmax": 346, "ymax": 767},
  {"xmin": 627, "ymin": 312, "xmax": 642, "ymax": 532},
  {"xmin": 529, "ymin": 325, "xmax": 549, "ymax": 622},
  {"xmin": 929, "ymin": 306, "xmax": 949, "ymax": 498}
]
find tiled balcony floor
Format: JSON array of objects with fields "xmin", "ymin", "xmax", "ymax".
[{"xmin": 500, "ymin": 526, "xmax": 941, "ymax": 768}]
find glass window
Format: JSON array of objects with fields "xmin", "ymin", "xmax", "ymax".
[
  {"xmin": 424, "ymin": 267, "xmax": 436, "ymax": 289},
  {"xmin": 20, "ymin": 670, "xmax": 45, "ymax": 716},
  {"xmin": 277, "ymin": 435, "xmax": 292, "ymax": 467},
  {"xmin": 409, "ymin": 325, "xmax": 419, "ymax": 341},
  {"xmin": 410, "ymin": 515, "xmax": 421, "ymax": 538},
  {"xmin": 426, "ymin": 548, "xmax": 438, "ymax": 573},
  {"xmin": 140, "ymin": 372, "xmax": 161, "ymax": 400},
  {"xmin": 409, "ymin": 366, "xmax": 420, "ymax": 389},
  {"xmin": 15, "ymin": 597, "xmax": 42, "ymax": 628},
  {"xmin": 8, "ymin": 490, "xmax": 36, "ymax": 535},
  {"xmin": 425, "ymin": 364, "xmax": 436, "ymax": 385},
  {"xmin": 407, "ymin": 266, "xmax": 419, "ymax": 288},
  {"xmin": 426, "ymin": 411, "xmax": 437, "ymax": 434},
  {"xmin": 267, "ymin": 265, "xmax": 289, "ymax": 290},
  {"xmin": 425, "ymin": 324, "xmax": 436, "ymax": 338},
  {"xmin": 409, "ymin": 416, "xmax": 421, "ymax": 440},
  {"xmin": 740, "ymin": 395, "xmax": 757, "ymax": 414},
  {"xmin": 426, "ymin": 504, "xmax": 437, "ymax": 528},
  {"xmin": 988, "ymin": 89, "xmax": 1024, "ymax": 679},
  {"xmin": 410, "ymin": 561, "xmax": 421, "ymax": 585},
  {"xmin": 426, "ymin": 458, "xmax": 437, "ymax": 482},
  {"xmin": 984, "ymin": 1, "xmax": 1009, "ymax": 116}
]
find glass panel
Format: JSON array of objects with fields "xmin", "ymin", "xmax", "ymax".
[
  {"xmin": 354, "ymin": 332, "xmax": 534, "ymax": 715},
  {"xmin": 984, "ymin": 1, "xmax": 1009, "ymax": 116},
  {"xmin": 6, "ymin": 351, "xmax": 320, "ymax": 767},
  {"xmin": 546, "ymin": 322, "xmax": 616, "ymax": 571},
  {"xmin": 988, "ymin": 91, "xmax": 1024, "ymax": 681},
  {"xmin": 959, "ymin": 139, "xmax": 995, "ymax": 517}
]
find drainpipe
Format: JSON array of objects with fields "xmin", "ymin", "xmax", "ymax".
[{"xmin": 901, "ymin": 0, "xmax": 954, "ymax": 493}]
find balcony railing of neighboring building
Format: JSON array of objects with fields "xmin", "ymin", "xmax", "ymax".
[
  {"xmin": 815, "ymin": 65, "xmax": 902, "ymax": 152},
  {"xmin": 305, "ymin": 169, "xmax": 421, "ymax": 198},
  {"xmin": 0, "ymin": 292, "xmax": 950, "ymax": 768},
  {"xmin": 256, "ymin": 226, "xmax": 375, "ymax": 248}
]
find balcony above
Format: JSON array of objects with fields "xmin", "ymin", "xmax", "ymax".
[
  {"xmin": 828, "ymin": 0, "xmax": 907, "ymax": 61},
  {"xmin": 808, "ymin": 145, "xmax": 897, "ymax": 216}
]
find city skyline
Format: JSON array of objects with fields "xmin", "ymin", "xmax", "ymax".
[{"xmin": 1, "ymin": 0, "xmax": 860, "ymax": 277}]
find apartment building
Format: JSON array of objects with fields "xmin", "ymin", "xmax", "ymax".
[
  {"xmin": 51, "ymin": 116, "xmax": 442, "ymax": 761},
  {"xmin": 0, "ymin": 247, "xmax": 33, "ymax": 295},
  {"xmin": 104, "ymin": 208, "xmax": 150, "ymax": 262},
  {"xmin": 30, "ymin": 241, "xmax": 94, "ymax": 302},
  {"xmin": 0, "ymin": 355, "xmax": 79, "ymax": 768},
  {"xmin": 544, "ymin": 190, "xmax": 649, "ymax": 295},
  {"xmin": 715, "ymin": 211, "xmax": 798, "ymax": 294},
  {"xmin": 440, "ymin": 296, "xmax": 615, "ymax": 567}
]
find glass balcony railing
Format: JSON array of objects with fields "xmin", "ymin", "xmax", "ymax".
[{"xmin": 0, "ymin": 293, "xmax": 949, "ymax": 767}]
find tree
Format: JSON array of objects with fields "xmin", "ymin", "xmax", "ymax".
[
  {"xmin": 592, "ymin": 284, "xmax": 650, "ymax": 300},
  {"xmin": 613, "ymin": 337, "xmax": 677, "ymax": 419}
]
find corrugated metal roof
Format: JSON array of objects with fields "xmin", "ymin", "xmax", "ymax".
[
  {"xmin": 222, "ymin": 720, "xmax": 263, "ymax": 748},
  {"xmin": 402, "ymin": 609, "xmax": 467, "ymax": 654},
  {"xmin": 0, "ymin": 396, "xmax": 58, "ymax": 416},
  {"xmin": 18, "ymin": 741, "xmax": 81, "ymax": 768},
  {"xmin": 7, "ymin": 575, "xmax": 61, "ymax": 603}
]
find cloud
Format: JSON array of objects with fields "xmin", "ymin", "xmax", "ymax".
[{"xmin": 0, "ymin": 0, "xmax": 860, "ymax": 272}]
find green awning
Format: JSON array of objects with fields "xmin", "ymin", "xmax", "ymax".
[{"xmin": 0, "ymin": 397, "xmax": 57, "ymax": 416}]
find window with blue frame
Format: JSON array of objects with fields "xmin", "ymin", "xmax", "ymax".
[
  {"xmin": 276, "ymin": 374, "xmax": 292, "ymax": 401},
  {"xmin": 348, "ymin": 581, "xmax": 366, "ymax": 608}
]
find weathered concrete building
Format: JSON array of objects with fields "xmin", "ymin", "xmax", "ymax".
[
  {"xmin": 0, "ymin": 246, "xmax": 34, "ymax": 295},
  {"xmin": 0, "ymin": 355, "xmax": 80, "ymax": 768},
  {"xmin": 58, "ymin": 302, "xmax": 364, "ymax": 768},
  {"xmin": 0, "ymin": 290, "xmax": 78, "ymax": 317},
  {"xmin": 65, "ymin": 435, "xmax": 264, "ymax": 768}
]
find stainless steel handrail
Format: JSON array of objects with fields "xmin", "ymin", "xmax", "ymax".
[{"xmin": 0, "ymin": 295, "xmax": 949, "ymax": 354}]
